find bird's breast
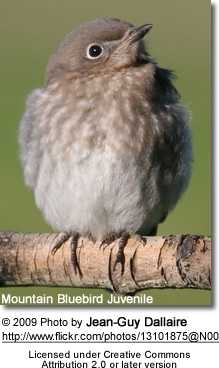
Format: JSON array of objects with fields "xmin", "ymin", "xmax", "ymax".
[{"xmin": 47, "ymin": 69, "xmax": 154, "ymax": 163}]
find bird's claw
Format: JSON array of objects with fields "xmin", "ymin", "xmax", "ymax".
[
  {"xmin": 100, "ymin": 231, "xmax": 131, "ymax": 276},
  {"xmin": 113, "ymin": 232, "xmax": 130, "ymax": 275},
  {"xmin": 51, "ymin": 231, "xmax": 82, "ymax": 277}
]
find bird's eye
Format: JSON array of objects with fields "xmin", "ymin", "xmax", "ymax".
[{"xmin": 86, "ymin": 44, "xmax": 103, "ymax": 59}]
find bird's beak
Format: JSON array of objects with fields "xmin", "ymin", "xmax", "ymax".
[
  {"xmin": 126, "ymin": 24, "xmax": 153, "ymax": 44},
  {"xmin": 109, "ymin": 23, "xmax": 152, "ymax": 62}
]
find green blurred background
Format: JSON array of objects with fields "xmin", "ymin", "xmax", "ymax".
[{"xmin": 0, "ymin": 0, "xmax": 211, "ymax": 305}]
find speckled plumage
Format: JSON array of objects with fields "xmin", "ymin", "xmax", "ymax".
[{"xmin": 19, "ymin": 18, "xmax": 192, "ymax": 241}]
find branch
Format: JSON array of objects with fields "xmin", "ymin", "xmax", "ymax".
[{"xmin": 0, "ymin": 231, "xmax": 211, "ymax": 294}]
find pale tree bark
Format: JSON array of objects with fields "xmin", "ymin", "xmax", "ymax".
[{"xmin": 0, "ymin": 231, "xmax": 211, "ymax": 294}]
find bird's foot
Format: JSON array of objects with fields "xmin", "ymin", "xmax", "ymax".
[
  {"xmin": 51, "ymin": 231, "xmax": 82, "ymax": 277},
  {"xmin": 101, "ymin": 231, "xmax": 137, "ymax": 276},
  {"xmin": 113, "ymin": 232, "xmax": 130, "ymax": 275},
  {"xmin": 100, "ymin": 231, "xmax": 122, "ymax": 249}
]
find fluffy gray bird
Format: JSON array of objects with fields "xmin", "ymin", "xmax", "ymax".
[{"xmin": 19, "ymin": 18, "xmax": 192, "ymax": 274}]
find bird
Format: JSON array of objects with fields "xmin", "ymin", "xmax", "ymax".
[{"xmin": 18, "ymin": 18, "xmax": 193, "ymax": 276}]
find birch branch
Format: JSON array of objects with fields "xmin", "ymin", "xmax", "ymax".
[{"xmin": 0, "ymin": 231, "xmax": 211, "ymax": 294}]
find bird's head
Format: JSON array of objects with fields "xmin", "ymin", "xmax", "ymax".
[{"xmin": 46, "ymin": 18, "xmax": 152, "ymax": 83}]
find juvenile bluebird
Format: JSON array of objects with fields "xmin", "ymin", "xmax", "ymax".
[{"xmin": 19, "ymin": 18, "xmax": 192, "ymax": 275}]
